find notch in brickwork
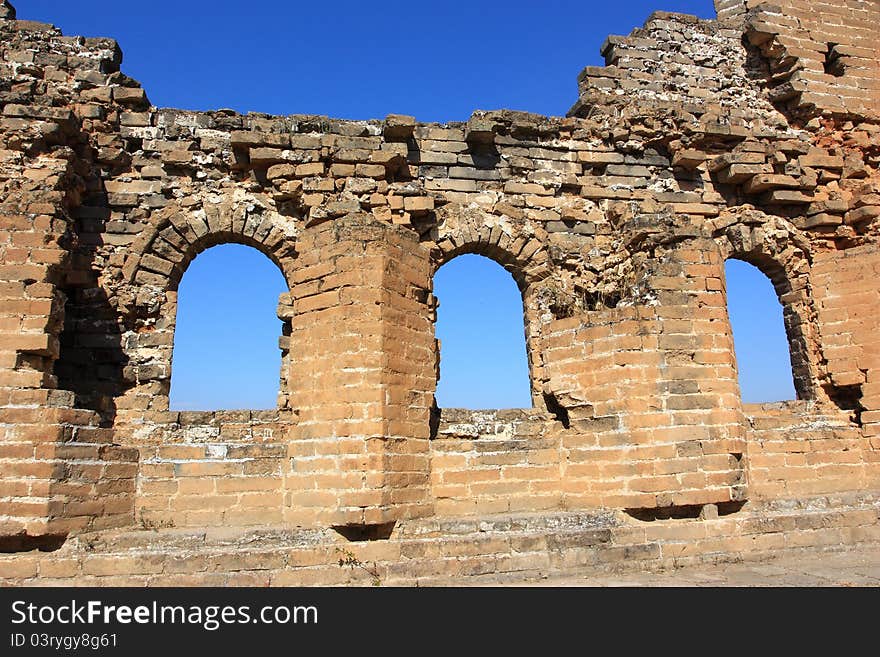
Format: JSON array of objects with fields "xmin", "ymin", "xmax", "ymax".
[
  {"xmin": 0, "ymin": 533, "xmax": 66, "ymax": 553},
  {"xmin": 543, "ymin": 392, "xmax": 571, "ymax": 429},
  {"xmin": 625, "ymin": 501, "xmax": 745, "ymax": 522},
  {"xmin": 825, "ymin": 382, "xmax": 864, "ymax": 424},
  {"xmin": 465, "ymin": 115, "xmax": 499, "ymax": 145},
  {"xmin": 383, "ymin": 114, "xmax": 415, "ymax": 142},
  {"xmin": 332, "ymin": 522, "xmax": 396, "ymax": 542},
  {"xmin": 823, "ymin": 43, "xmax": 845, "ymax": 78}
]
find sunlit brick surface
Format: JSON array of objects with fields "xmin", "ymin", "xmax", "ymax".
[{"xmin": 0, "ymin": 0, "xmax": 878, "ymax": 582}]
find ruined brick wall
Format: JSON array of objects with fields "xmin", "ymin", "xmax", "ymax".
[
  {"xmin": 812, "ymin": 245, "xmax": 880, "ymax": 438},
  {"xmin": 744, "ymin": 401, "xmax": 873, "ymax": 498},
  {"xmin": 724, "ymin": 0, "xmax": 880, "ymax": 117},
  {"xmin": 1, "ymin": 0, "xmax": 879, "ymax": 553}
]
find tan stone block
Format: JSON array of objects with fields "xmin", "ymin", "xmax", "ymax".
[
  {"xmin": 296, "ymin": 162, "xmax": 325, "ymax": 177},
  {"xmin": 0, "ymin": 557, "xmax": 39, "ymax": 579},
  {"xmin": 82, "ymin": 555, "xmax": 164, "ymax": 577}
]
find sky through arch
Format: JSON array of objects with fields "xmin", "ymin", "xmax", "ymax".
[
  {"xmin": 724, "ymin": 259, "xmax": 797, "ymax": 403},
  {"xmin": 169, "ymin": 244, "xmax": 289, "ymax": 411},
  {"xmin": 434, "ymin": 254, "xmax": 532, "ymax": 409}
]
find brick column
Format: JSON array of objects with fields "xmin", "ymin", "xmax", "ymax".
[
  {"xmin": 542, "ymin": 243, "xmax": 748, "ymax": 511},
  {"xmin": 1, "ymin": 161, "xmax": 137, "ymax": 545},
  {"xmin": 285, "ymin": 215, "xmax": 434, "ymax": 529}
]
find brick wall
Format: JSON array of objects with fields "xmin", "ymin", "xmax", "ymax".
[
  {"xmin": 132, "ymin": 411, "xmax": 287, "ymax": 529},
  {"xmin": 430, "ymin": 409, "xmax": 562, "ymax": 516},
  {"xmin": 286, "ymin": 216, "xmax": 434, "ymax": 527},
  {"xmin": 744, "ymin": 401, "xmax": 876, "ymax": 498},
  {"xmin": 0, "ymin": 0, "xmax": 879, "ymax": 560},
  {"xmin": 543, "ymin": 302, "xmax": 746, "ymax": 511},
  {"xmin": 742, "ymin": 0, "xmax": 880, "ymax": 118},
  {"xmin": 813, "ymin": 244, "xmax": 880, "ymax": 437},
  {"xmin": 0, "ymin": 399, "xmax": 136, "ymax": 544}
]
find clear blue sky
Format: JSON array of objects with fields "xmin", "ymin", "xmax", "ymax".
[
  {"xmin": 724, "ymin": 260, "xmax": 796, "ymax": 404},
  {"xmin": 14, "ymin": 0, "xmax": 716, "ymax": 122},
  {"xmin": 168, "ymin": 245, "xmax": 288, "ymax": 411},
  {"xmin": 434, "ymin": 255, "xmax": 532, "ymax": 408},
  {"xmin": 12, "ymin": 0, "xmax": 797, "ymax": 408}
]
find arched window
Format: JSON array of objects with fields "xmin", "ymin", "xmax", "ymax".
[
  {"xmin": 433, "ymin": 253, "xmax": 531, "ymax": 409},
  {"xmin": 169, "ymin": 244, "xmax": 288, "ymax": 411},
  {"xmin": 724, "ymin": 258, "xmax": 797, "ymax": 403}
]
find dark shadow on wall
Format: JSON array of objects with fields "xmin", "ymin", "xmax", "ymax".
[
  {"xmin": 53, "ymin": 278, "xmax": 128, "ymax": 427},
  {"xmin": 0, "ymin": 534, "xmax": 67, "ymax": 553}
]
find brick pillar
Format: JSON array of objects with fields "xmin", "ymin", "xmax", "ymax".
[
  {"xmin": 285, "ymin": 215, "xmax": 433, "ymax": 528},
  {"xmin": 0, "ymin": 160, "xmax": 73, "ymax": 543},
  {"xmin": 814, "ymin": 246, "xmax": 880, "ymax": 442},
  {"xmin": 542, "ymin": 243, "xmax": 748, "ymax": 511},
  {"xmin": 0, "ymin": 161, "xmax": 137, "ymax": 545},
  {"xmin": 641, "ymin": 244, "xmax": 749, "ymax": 508}
]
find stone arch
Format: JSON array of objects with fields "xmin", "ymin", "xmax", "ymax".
[
  {"xmin": 430, "ymin": 208, "xmax": 550, "ymax": 291},
  {"xmin": 432, "ymin": 253, "xmax": 534, "ymax": 410},
  {"xmin": 432, "ymin": 235, "xmax": 544, "ymax": 292},
  {"xmin": 428, "ymin": 205, "xmax": 551, "ymax": 408},
  {"xmin": 118, "ymin": 195, "xmax": 298, "ymax": 412},
  {"xmin": 169, "ymin": 244, "xmax": 291, "ymax": 411},
  {"xmin": 124, "ymin": 195, "xmax": 298, "ymax": 291},
  {"xmin": 714, "ymin": 210, "xmax": 822, "ymax": 402}
]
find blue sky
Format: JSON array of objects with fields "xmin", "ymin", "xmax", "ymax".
[
  {"xmin": 168, "ymin": 245, "xmax": 288, "ymax": 411},
  {"xmin": 724, "ymin": 260, "xmax": 796, "ymax": 404},
  {"xmin": 15, "ymin": 0, "xmax": 717, "ymax": 122},
  {"xmin": 434, "ymin": 255, "xmax": 532, "ymax": 408},
  {"xmin": 12, "ymin": 0, "xmax": 797, "ymax": 408}
]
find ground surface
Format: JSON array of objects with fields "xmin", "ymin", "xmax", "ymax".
[{"xmin": 511, "ymin": 543, "xmax": 880, "ymax": 587}]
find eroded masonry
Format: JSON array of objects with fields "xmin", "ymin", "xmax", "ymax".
[{"xmin": 1, "ymin": 0, "xmax": 879, "ymax": 585}]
